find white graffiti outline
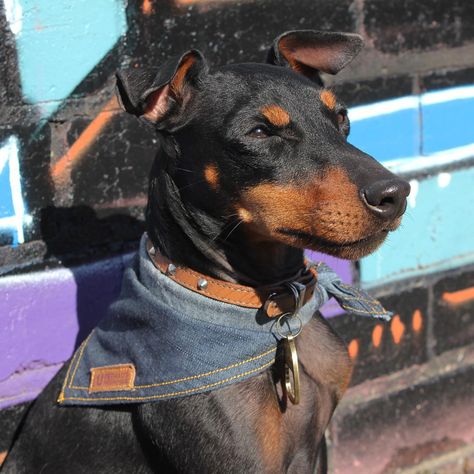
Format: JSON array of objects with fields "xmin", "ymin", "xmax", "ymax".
[{"xmin": 0, "ymin": 136, "xmax": 27, "ymax": 244}]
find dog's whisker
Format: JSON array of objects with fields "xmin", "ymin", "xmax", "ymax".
[
  {"xmin": 222, "ymin": 219, "xmax": 245, "ymax": 241},
  {"xmin": 172, "ymin": 179, "xmax": 208, "ymax": 193}
]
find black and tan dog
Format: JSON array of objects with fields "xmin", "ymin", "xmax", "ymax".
[{"xmin": 2, "ymin": 30, "xmax": 409, "ymax": 473}]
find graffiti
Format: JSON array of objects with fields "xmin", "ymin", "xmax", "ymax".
[
  {"xmin": 349, "ymin": 84, "xmax": 474, "ymax": 164},
  {"xmin": 360, "ymin": 165, "xmax": 474, "ymax": 286},
  {"xmin": 8, "ymin": 0, "xmax": 126, "ymax": 119},
  {"xmin": 51, "ymin": 96, "xmax": 120, "ymax": 185},
  {"xmin": 442, "ymin": 286, "xmax": 474, "ymax": 305},
  {"xmin": 0, "ymin": 253, "xmax": 131, "ymax": 409},
  {"xmin": 141, "ymin": 0, "xmax": 154, "ymax": 15},
  {"xmin": 348, "ymin": 85, "xmax": 474, "ymax": 286},
  {"xmin": 0, "ymin": 136, "xmax": 30, "ymax": 245},
  {"xmin": 347, "ymin": 309, "xmax": 424, "ymax": 362}
]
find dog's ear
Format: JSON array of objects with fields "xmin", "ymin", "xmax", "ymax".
[
  {"xmin": 116, "ymin": 50, "xmax": 206, "ymax": 127},
  {"xmin": 266, "ymin": 30, "xmax": 363, "ymax": 83}
]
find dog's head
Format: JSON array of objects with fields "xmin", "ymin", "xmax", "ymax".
[{"xmin": 117, "ymin": 30, "xmax": 410, "ymax": 260}]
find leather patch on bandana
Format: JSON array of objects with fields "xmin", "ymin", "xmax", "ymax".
[{"xmin": 89, "ymin": 364, "xmax": 136, "ymax": 393}]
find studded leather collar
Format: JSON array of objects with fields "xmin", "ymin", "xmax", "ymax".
[{"xmin": 146, "ymin": 238, "xmax": 318, "ymax": 318}]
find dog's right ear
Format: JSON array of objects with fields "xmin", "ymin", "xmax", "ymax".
[{"xmin": 116, "ymin": 50, "xmax": 206, "ymax": 127}]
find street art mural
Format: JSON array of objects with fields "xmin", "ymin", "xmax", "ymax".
[
  {"xmin": 350, "ymin": 85, "xmax": 474, "ymax": 285},
  {"xmin": 0, "ymin": 136, "xmax": 30, "ymax": 245},
  {"xmin": 1, "ymin": 0, "xmax": 474, "ymax": 429}
]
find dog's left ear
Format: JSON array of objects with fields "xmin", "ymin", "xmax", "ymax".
[
  {"xmin": 266, "ymin": 30, "xmax": 363, "ymax": 83},
  {"xmin": 116, "ymin": 50, "xmax": 207, "ymax": 128}
]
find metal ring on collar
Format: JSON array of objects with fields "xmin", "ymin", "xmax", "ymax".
[
  {"xmin": 285, "ymin": 281, "xmax": 307, "ymax": 315},
  {"xmin": 275, "ymin": 313, "xmax": 303, "ymax": 339}
]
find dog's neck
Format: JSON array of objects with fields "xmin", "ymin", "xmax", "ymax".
[{"xmin": 145, "ymin": 143, "xmax": 304, "ymax": 286}]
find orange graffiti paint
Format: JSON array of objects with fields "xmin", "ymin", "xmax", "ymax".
[
  {"xmin": 372, "ymin": 324, "xmax": 383, "ymax": 348},
  {"xmin": 142, "ymin": 0, "xmax": 154, "ymax": 15},
  {"xmin": 412, "ymin": 309, "xmax": 423, "ymax": 332},
  {"xmin": 51, "ymin": 96, "xmax": 119, "ymax": 184},
  {"xmin": 348, "ymin": 339, "xmax": 359, "ymax": 359},
  {"xmin": 390, "ymin": 315, "xmax": 405, "ymax": 344},
  {"xmin": 442, "ymin": 286, "xmax": 474, "ymax": 305}
]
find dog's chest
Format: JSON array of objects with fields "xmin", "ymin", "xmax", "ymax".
[{"xmin": 136, "ymin": 314, "xmax": 351, "ymax": 474}]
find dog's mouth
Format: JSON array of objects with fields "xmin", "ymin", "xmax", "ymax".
[{"xmin": 276, "ymin": 227, "xmax": 390, "ymax": 259}]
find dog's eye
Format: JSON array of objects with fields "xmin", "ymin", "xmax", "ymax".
[
  {"xmin": 337, "ymin": 112, "xmax": 346, "ymax": 125},
  {"xmin": 248, "ymin": 127, "xmax": 270, "ymax": 139},
  {"xmin": 336, "ymin": 111, "xmax": 350, "ymax": 136}
]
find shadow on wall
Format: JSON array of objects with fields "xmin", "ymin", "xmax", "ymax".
[{"xmin": 39, "ymin": 205, "xmax": 144, "ymax": 348}]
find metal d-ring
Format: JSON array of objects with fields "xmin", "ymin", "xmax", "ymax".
[{"xmin": 275, "ymin": 312, "xmax": 303, "ymax": 340}]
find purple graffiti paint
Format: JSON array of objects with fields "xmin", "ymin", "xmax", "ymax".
[
  {"xmin": 305, "ymin": 250, "xmax": 354, "ymax": 317},
  {"xmin": 0, "ymin": 254, "xmax": 132, "ymax": 409}
]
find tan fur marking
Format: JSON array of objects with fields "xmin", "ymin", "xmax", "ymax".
[
  {"xmin": 320, "ymin": 89, "xmax": 337, "ymax": 110},
  {"xmin": 239, "ymin": 168, "xmax": 388, "ymax": 259},
  {"xmin": 204, "ymin": 164, "xmax": 219, "ymax": 190},
  {"xmin": 261, "ymin": 105, "xmax": 290, "ymax": 127},
  {"xmin": 237, "ymin": 207, "xmax": 253, "ymax": 222},
  {"xmin": 255, "ymin": 393, "xmax": 283, "ymax": 471}
]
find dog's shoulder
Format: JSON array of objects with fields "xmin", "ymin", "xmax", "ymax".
[{"xmin": 297, "ymin": 313, "xmax": 353, "ymax": 399}]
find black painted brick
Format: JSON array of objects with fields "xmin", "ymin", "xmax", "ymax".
[
  {"xmin": 330, "ymin": 352, "xmax": 474, "ymax": 472},
  {"xmin": 334, "ymin": 74, "xmax": 414, "ymax": 107},
  {"xmin": 38, "ymin": 205, "xmax": 144, "ymax": 262},
  {"xmin": 420, "ymin": 66, "xmax": 474, "ymax": 92},
  {"xmin": 433, "ymin": 268, "xmax": 474, "ymax": 355},
  {"xmin": 67, "ymin": 114, "xmax": 153, "ymax": 208},
  {"xmin": 364, "ymin": 0, "xmax": 474, "ymax": 54},
  {"xmin": 330, "ymin": 286, "xmax": 428, "ymax": 385},
  {"xmin": 124, "ymin": 0, "xmax": 356, "ymax": 68}
]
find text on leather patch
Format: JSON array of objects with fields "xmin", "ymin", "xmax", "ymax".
[{"xmin": 89, "ymin": 364, "xmax": 136, "ymax": 393}]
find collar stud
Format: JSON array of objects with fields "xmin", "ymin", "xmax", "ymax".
[
  {"xmin": 197, "ymin": 278, "xmax": 208, "ymax": 290},
  {"xmin": 166, "ymin": 263, "xmax": 177, "ymax": 276}
]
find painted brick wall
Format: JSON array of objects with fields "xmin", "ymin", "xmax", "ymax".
[{"xmin": 1, "ymin": 1, "xmax": 474, "ymax": 472}]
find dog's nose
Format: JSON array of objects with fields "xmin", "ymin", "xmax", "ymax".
[{"xmin": 361, "ymin": 179, "xmax": 410, "ymax": 220}]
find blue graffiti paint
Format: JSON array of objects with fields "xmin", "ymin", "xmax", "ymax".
[
  {"xmin": 360, "ymin": 167, "xmax": 474, "ymax": 287},
  {"xmin": 12, "ymin": 0, "xmax": 127, "ymax": 118},
  {"xmin": 349, "ymin": 85, "xmax": 474, "ymax": 163},
  {"xmin": 422, "ymin": 86, "xmax": 474, "ymax": 155},
  {"xmin": 349, "ymin": 101, "xmax": 420, "ymax": 162},
  {"xmin": 348, "ymin": 84, "xmax": 474, "ymax": 286},
  {"xmin": 0, "ymin": 136, "xmax": 27, "ymax": 245}
]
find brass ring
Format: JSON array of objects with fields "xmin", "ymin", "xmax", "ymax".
[{"xmin": 275, "ymin": 313, "xmax": 303, "ymax": 339}]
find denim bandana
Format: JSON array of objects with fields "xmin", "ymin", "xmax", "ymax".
[{"xmin": 58, "ymin": 235, "xmax": 391, "ymax": 406}]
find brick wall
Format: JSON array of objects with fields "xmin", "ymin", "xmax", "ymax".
[{"xmin": 1, "ymin": 1, "xmax": 474, "ymax": 472}]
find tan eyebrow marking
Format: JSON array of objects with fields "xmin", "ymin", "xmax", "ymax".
[
  {"xmin": 260, "ymin": 105, "xmax": 290, "ymax": 127},
  {"xmin": 204, "ymin": 164, "xmax": 220, "ymax": 190},
  {"xmin": 320, "ymin": 89, "xmax": 337, "ymax": 111}
]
